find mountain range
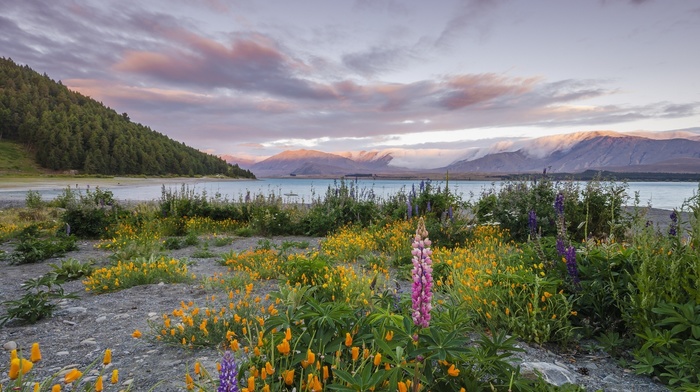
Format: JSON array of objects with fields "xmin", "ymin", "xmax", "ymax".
[{"xmin": 224, "ymin": 130, "xmax": 700, "ymax": 177}]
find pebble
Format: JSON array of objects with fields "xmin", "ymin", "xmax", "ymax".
[
  {"xmin": 95, "ymin": 316, "xmax": 107, "ymax": 322},
  {"xmin": 66, "ymin": 306, "xmax": 88, "ymax": 314},
  {"xmin": 63, "ymin": 320, "xmax": 76, "ymax": 326},
  {"xmin": 56, "ymin": 351, "xmax": 70, "ymax": 356},
  {"xmin": 3, "ymin": 341, "xmax": 17, "ymax": 350},
  {"xmin": 81, "ymin": 338, "xmax": 97, "ymax": 346}
]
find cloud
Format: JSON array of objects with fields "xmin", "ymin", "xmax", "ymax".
[{"xmin": 341, "ymin": 45, "xmax": 414, "ymax": 77}]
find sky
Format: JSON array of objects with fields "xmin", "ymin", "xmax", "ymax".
[{"xmin": 1, "ymin": 0, "xmax": 699, "ymax": 168}]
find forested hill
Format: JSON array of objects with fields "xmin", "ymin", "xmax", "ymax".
[{"xmin": 0, "ymin": 58, "xmax": 255, "ymax": 178}]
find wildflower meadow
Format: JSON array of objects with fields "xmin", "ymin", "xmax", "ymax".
[{"xmin": 1, "ymin": 177, "xmax": 699, "ymax": 391}]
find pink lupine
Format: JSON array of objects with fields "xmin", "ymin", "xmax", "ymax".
[{"xmin": 411, "ymin": 218, "xmax": 433, "ymax": 328}]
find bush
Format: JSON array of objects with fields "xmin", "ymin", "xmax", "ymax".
[{"xmin": 61, "ymin": 187, "xmax": 126, "ymax": 238}]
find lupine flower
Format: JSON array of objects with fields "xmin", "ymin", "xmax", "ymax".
[
  {"xmin": 528, "ymin": 210, "xmax": 537, "ymax": 235},
  {"xmin": 411, "ymin": 218, "xmax": 433, "ymax": 328},
  {"xmin": 407, "ymin": 199, "xmax": 412, "ymax": 219},
  {"xmin": 426, "ymin": 200, "xmax": 431, "ymax": 212},
  {"xmin": 448, "ymin": 206, "xmax": 453, "ymax": 220},
  {"xmin": 554, "ymin": 192, "xmax": 565, "ymax": 216},
  {"xmin": 565, "ymin": 246, "xmax": 580, "ymax": 286},
  {"xmin": 669, "ymin": 210, "xmax": 678, "ymax": 236},
  {"xmin": 556, "ymin": 236, "xmax": 566, "ymax": 256},
  {"xmin": 218, "ymin": 351, "xmax": 240, "ymax": 392}
]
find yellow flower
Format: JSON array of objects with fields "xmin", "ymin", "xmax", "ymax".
[
  {"xmin": 111, "ymin": 369, "xmax": 119, "ymax": 384},
  {"xmin": 230, "ymin": 339, "xmax": 240, "ymax": 351},
  {"xmin": 103, "ymin": 349, "xmax": 112, "ymax": 365},
  {"xmin": 64, "ymin": 368, "xmax": 83, "ymax": 383},
  {"xmin": 285, "ymin": 327, "xmax": 292, "ymax": 341},
  {"xmin": 447, "ymin": 364, "xmax": 460, "ymax": 377},
  {"xmin": 194, "ymin": 362, "xmax": 201, "ymax": 375},
  {"xmin": 373, "ymin": 353, "xmax": 382, "ymax": 366},
  {"xmin": 306, "ymin": 349, "xmax": 316, "ymax": 365},
  {"xmin": 351, "ymin": 346, "xmax": 360, "ymax": 361},
  {"xmin": 265, "ymin": 361, "xmax": 275, "ymax": 376},
  {"xmin": 31, "ymin": 343, "xmax": 42, "ymax": 363},
  {"xmin": 52, "ymin": 385, "xmax": 61, "ymax": 392},
  {"xmin": 34, "ymin": 382, "xmax": 41, "ymax": 392},
  {"xmin": 398, "ymin": 381, "xmax": 408, "ymax": 392},
  {"xmin": 283, "ymin": 369, "xmax": 295, "ymax": 385},
  {"xmin": 9, "ymin": 358, "xmax": 33, "ymax": 379},
  {"xmin": 132, "ymin": 329, "xmax": 142, "ymax": 338},
  {"xmin": 248, "ymin": 376, "xmax": 255, "ymax": 390},
  {"xmin": 385, "ymin": 330, "xmax": 394, "ymax": 341},
  {"xmin": 10, "ymin": 349, "xmax": 17, "ymax": 360},
  {"xmin": 262, "ymin": 384, "xmax": 270, "ymax": 392},
  {"xmin": 344, "ymin": 332, "xmax": 353, "ymax": 347},
  {"xmin": 277, "ymin": 339, "xmax": 290, "ymax": 355},
  {"xmin": 95, "ymin": 376, "xmax": 104, "ymax": 392},
  {"xmin": 323, "ymin": 366, "xmax": 329, "ymax": 380},
  {"xmin": 185, "ymin": 373, "xmax": 194, "ymax": 390}
]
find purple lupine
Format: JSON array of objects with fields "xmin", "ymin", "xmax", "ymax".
[
  {"xmin": 420, "ymin": 180, "xmax": 425, "ymax": 193},
  {"xmin": 528, "ymin": 210, "xmax": 538, "ymax": 235},
  {"xmin": 426, "ymin": 201, "xmax": 431, "ymax": 213},
  {"xmin": 218, "ymin": 351, "xmax": 240, "ymax": 392},
  {"xmin": 411, "ymin": 218, "xmax": 433, "ymax": 328},
  {"xmin": 556, "ymin": 237, "xmax": 566, "ymax": 257},
  {"xmin": 448, "ymin": 206, "xmax": 453, "ymax": 220},
  {"xmin": 669, "ymin": 211, "xmax": 678, "ymax": 236},
  {"xmin": 407, "ymin": 199, "xmax": 413, "ymax": 219},
  {"xmin": 564, "ymin": 246, "xmax": 580, "ymax": 286},
  {"xmin": 554, "ymin": 193, "xmax": 565, "ymax": 217},
  {"xmin": 414, "ymin": 204, "xmax": 418, "ymax": 217}
]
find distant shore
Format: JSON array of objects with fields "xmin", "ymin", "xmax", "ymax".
[{"xmin": 0, "ymin": 175, "xmax": 253, "ymax": 192}]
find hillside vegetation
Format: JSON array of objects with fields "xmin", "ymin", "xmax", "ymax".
[{"xmin": 0, "ymin": 58, "xmax": 254, "ymax": 178}]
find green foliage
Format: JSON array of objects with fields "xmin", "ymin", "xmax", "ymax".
[
  {"xmin": 48, "ymin": 258, "xmax": 95, "ymax": 282},
  {"xmin": 475, "ymin": 176, "xmax": 626, "ymax": 242},
  {"xmin": 0, "ymin": 274, "xmax": 77, "ymax": 326},
  {"xmin": 61, "ymin": 187, "xmax": 127, "ymax": 238},
  {"xmin": 6, "ymin": 224, "xmax": 77, "ymax": 264},
  {"xmin": 0, "ymin": 57, "xmax": 255, "ymax": 178},
  {"xmin": 632, "ymin": 301, "xmax": 700, "ymax": 389},
  {"xmin": 25, "ymin": 190, "xmax": 44, "ymax": 209},
  {"xmin": 303, "ymin": 179, "xmax": 382, "ymax": 236}
]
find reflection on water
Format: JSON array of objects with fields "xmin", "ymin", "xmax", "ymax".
[{"xmin": 0, "ymin": 178, "xmax": 697, "ymax": 210}]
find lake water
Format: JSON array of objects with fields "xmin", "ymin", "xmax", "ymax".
[{"xmin": 0, "ymin": 178, "xmax": 698, "ymax": 210}]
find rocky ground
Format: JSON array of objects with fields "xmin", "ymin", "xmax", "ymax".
[{"xmin": 0, "ymin": 206, "xmax": 682, "ymax": 391}]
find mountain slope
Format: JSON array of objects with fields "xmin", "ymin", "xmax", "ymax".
[
  {"xmin": 0, "ymin": 58, "xmax": 255, "ymax": 178},
  {"xmin": 250, "ymin": 149, "xmax": 396, "ymax": 176},
  {"xmin": 446, "ymin": 134, "xmax": 700, "ymax": 173}
]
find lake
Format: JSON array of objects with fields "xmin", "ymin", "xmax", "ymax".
[{"xmin": 0, "ymin": 177, "xmax": 698, "ymax": 210}]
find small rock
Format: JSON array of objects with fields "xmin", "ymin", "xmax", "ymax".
[
  {"xmin": 63, "ymin": 320, "xmax": 76, "ymax": 326},
  {"xmin": 521, "ymin": 362, "xmax": 578, "ymax": 386},
  {"xmin": 66, "ymin": 306, "xmax": 87, "ymax": 314},
  {"xmin": 56, "ymin": 351, "xmax": 70, "ymax": 356},
  {"xmin": 157, "ymin": 282, "xmax": 165, "ymax": 286},
  {"xmin": 81, "ymin": 338, "xmax": 97, "ymax": 346},
  {"xmin": 95, "ymin": 316, "xmax": 107, "ymax": 322},
  {"xmin": 123, "ymin": 378, "xmax": 134, "ymax": 386},
  {"xmin": 3, "ymin": 341, "xmax": 17, "ymax": 351}
]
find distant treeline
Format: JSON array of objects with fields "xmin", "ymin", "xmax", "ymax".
[{"xmin": 0, "ymin": 58, "xmax": 255, "ymax": 178}]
